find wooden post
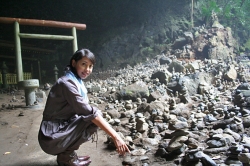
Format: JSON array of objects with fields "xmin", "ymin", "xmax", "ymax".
[
  {"xmin": 53, "ymin": 65, "xmax": 59, "ymax": 82},
  {"xmin": 72, "ymin": 27, "xmax": 78, "ymax": 53},
  {"xmin": 38, "ymin": 60, "xmax": 41, "ymax": 84},
  {"xmin": 14, "ymin": 21, "xmax": 24, "ymax": 82},
  {"xmin": 1, "ymin": 61, "xmax": 8, "ymax": 88},
  {"xmin": 191, "ymin": 0, "xmax": 194, "ymax": 28}
]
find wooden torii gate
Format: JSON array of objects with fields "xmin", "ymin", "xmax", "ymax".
[{"xmin": 0, "ymin": 17, "xmax": 86, "ymax": 82}]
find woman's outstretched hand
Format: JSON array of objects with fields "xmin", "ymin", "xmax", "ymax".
[
  {"xmin": 91, "ymin": 115, "xmax": 131, "ymax": 156},
  {"xmin": 113, "ymin": 135, "xmax": 130, "ymax": 156}
]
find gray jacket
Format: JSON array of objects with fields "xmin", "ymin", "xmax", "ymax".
[{"xmin": 38, "ymin": 76, "xmax": 102, "ymax": 155}]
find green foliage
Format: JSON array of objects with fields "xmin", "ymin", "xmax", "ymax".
[
  {"xmin": 144, "ymin": 37, "xmax": 154, "ymax": 46},
  {"xmin": 220, "ymin": 0, "xmax": 250, "ymax": 42},
  {"xmin": 244, "ymin": 39, "xmax": 250, "ymax": 50},
  {"xmin": 179, "ymin": 17, "xmax": 193, "ymax": 30},
  {"xmin": 223, "ymin": 5, "xmax": 232, "ymax": 19},
  {"xmin": 140, "ymin": 47, "xmax": 154, "ymax": 57},
  {"xmin": 200, "ymin": 0, "xmax": 248, "ymax": 25},
  {"xmin": 199, "ymin": 0, "xmax": 250, "ymax": 42},
  {"xmin": 201, "ymin": 0, "xmax": 220, "ymax": 18}
]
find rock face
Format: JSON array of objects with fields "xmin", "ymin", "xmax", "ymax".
[
  {"xmin": 83, "ymin": 48, "xmax": 250, "ymax": 165},
  {"xmin": 90, "ymin": 2, "xmax": 239, "ymax": 71},
  {"xmin": 192, "ymin": 26, "xmax": 236, "ymax": 61}
]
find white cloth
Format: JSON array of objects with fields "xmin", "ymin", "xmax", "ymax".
[{"xmin": 65, "ymin": 70, "xmax": 89, "ymax": 102}]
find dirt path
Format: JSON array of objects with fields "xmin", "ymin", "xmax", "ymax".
[{"xmin": 0, "ymin": 92, "xmax": 124, "ymax": 166}]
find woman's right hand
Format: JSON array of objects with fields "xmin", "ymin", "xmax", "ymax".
[
  {"xmin": 91, "ymin": 115, "xmax": 130, "ymax": 156},
  {"xmin": 113, "ymin": 135, "xmax": 130, "ymax": 156}
]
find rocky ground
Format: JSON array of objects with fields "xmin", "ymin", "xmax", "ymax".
[
  {"xmin": 1, "ymin": 53, "xmax": 250, "ymax": 166},
  {"xmin": 84, "ymin": 55, "xmax": 250, "ymax": 166}
]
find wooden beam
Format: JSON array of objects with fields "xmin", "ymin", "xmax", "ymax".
[
  {"xmin": 19, "ymin": 33, "xmax": 74, "ymax": 40},
  {"xmin": 0, "ymin": 17, "xmax": 86, "ymax": 30},
  {"xmin": 0, "ymin": 42, "xmax": 55, "ymax": 53},
  {"xmin": 0, "ymin": 54, "xmax": 40, "ymax": 61}
]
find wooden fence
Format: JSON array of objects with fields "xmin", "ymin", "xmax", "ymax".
[{"xmin": 0, "ymin": 72, "xmax": 32, "ymax": 84}]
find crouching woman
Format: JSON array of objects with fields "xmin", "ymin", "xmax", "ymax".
[{"xmin": 38, "ymin": 48, "xmax": 130, "ymax": 166}]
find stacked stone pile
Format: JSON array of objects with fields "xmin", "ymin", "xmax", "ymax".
[
  {"xmin": 32, "ymin": 22, "xmax": 250, "ymax": 165},
  {"xmin": 84, "ymin": 54, "xmax": 250, "ymax": 165}
]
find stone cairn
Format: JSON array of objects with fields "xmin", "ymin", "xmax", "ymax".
[
  {"xmin": 3, "ymin": 23, "xmax": 250, "ymax": 165},
  {"xmin": 80, "ymin": 49, "xmax": 250, "ymax": 166}
]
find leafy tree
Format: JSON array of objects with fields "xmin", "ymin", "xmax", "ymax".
[
  {"xmin": 200, "ymin": 0, "xmax": 221, "ymax": 25},
  {"xmin": 199, "ymin": 0, "xmax": 250, "ymax": 43}
]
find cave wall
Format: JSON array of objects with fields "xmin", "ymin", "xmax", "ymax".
[
  {"xmin": 0, "ymin": 0, "xmax": 197, "ymax": 72},
  {"xmin": 86, "ymin": 0, "xmax": 191, "ymax": 70}
]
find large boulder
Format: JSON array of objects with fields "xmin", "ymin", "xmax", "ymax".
[
  {"xmin": 208, "ymin": 42, "xmax": 232, "ymax": 60},
  {"xmin": 159, "ymin": 56, "xmax": 172, "ymax": 65},
  {"xmin": 167, "ymin": 72, "xmax": 215, "ymax": 96},
  {"xmin": 172, "ymin": 37, "xmax": 188, "ymax": 49},
  {"xmin": 116, "ymin": 81, "xmax": 149, "ymax": 101},
  {"xmin": 184, "ymin": 60, "xmax": 201, "ymax": 72},
  {"xmin": 151, "ymin": 70, "xmax": 172, "ymax": 84},
  {"xmin": 223, "ymin": 65, "xmax": 237, "ymax": 81},
  {"xmin": 168, "ymin": 61, "xmax": 185, "ymax": 73}
]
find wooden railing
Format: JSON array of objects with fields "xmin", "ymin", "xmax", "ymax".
[{"xmin": 0, "ymin": 72, "xmax": 32, "ymax": 84}]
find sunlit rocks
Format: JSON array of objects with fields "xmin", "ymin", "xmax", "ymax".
[
  {"xmin": 151, "ymin": 71, "xmax": 170, "ymax": 85},
  {"xmin": 159, "ymin": 56, "xmax": 172, "ymax": 65},
  {"xmin": 238, "ymin": 153, "xmax": 250, "ymax": 165},
  {"xmin": 185, "ymin": 150, "xmax": 217, "ymax": 166},
  {"xmin": 225, "ymin": 143, "xmax": 244, "ymax": 165},
  {"xmin": 78, "ymin": 39, "xmax": 250, "ymax": 165},
  {"xmin": 117, "ymin": 81, "xmax": 149, "ymax": 101},
  {"xmin": 135, "ymin": 115, "xmax": 149, "ymax": 133}
]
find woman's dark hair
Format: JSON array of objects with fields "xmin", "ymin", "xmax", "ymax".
[{"xmin": 65, "ymin": 48, "xmax": 96, "ymax": 75}]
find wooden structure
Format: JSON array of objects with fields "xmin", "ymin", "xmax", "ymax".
[
  {"xmin": 0, "ymin": 39, "xmax": 56, "ymax": 84},
  {"xmin": 0, "ymin": 72, "xmax": 32, "ymax": 85},
  {"xmin": 0, "ymin": 17, "xmax": 86, "ymax": 83}
]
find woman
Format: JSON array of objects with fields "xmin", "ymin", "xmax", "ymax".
[{"xmin": 38, "ymin": 49, "xmax": 130, "ymax": 166}]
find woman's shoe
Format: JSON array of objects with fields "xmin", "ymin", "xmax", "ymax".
[
  {"xmin": 57, "ymin": 159, "xmax": 91, "ymax": 166},
  {"xmin": 57, "ymin": 152, "xmax": 91, "ymax": 166},
  {"xmin": 71, "ymin": 151, "xmax": 90, "ymax": 161},
  {"xmin": 77, "ymin": 155, "xmax": 90, "ymax": 161}
]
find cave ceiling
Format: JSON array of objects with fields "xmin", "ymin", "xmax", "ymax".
[{"xmin": 0, "ymin": 0, "xmax": 188, "ymax": 68}]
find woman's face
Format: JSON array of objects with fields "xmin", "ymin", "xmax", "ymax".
[{"xmin": 72, "ymin": 56, "xmax": 93, "ymax": 79}]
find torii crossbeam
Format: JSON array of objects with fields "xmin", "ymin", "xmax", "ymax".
[{"xmin": 0, "ymin": 17, "xmax": 86, "ymax": 82}]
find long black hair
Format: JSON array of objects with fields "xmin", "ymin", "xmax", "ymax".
[{"xmin": 65, "ymin": 48, "xmax": 96, "ymax": 77}]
